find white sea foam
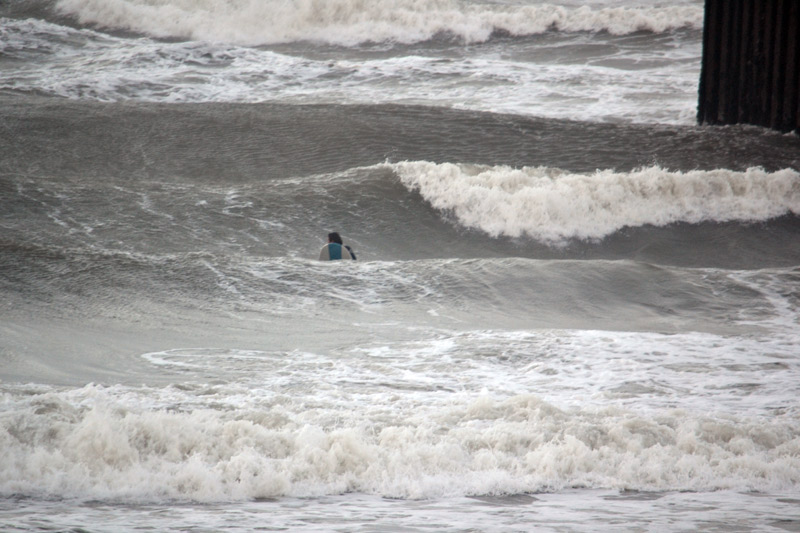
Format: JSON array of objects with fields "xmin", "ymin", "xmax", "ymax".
[
  {"xmin": 1, "ymin": 17, "xmax": 700, "ymax": 123},
  {"xmin": 3, "ymin": 311, "xmax": 799, "ymax": 502},
  {"xmin": 0, "ymin": 381, "xmax": 798, "ymax": 502},
  {"xmin": 391, "ymin": 162, "xmax": 800, "ymax": 243},
  {"xmin": 54, "ymin": 0, "xmax": 703, "ymax": 46}
]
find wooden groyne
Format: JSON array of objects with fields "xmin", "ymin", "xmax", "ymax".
[{"xmin": 698, "ymin": 0, "xmax": 800, "ymax": 133}]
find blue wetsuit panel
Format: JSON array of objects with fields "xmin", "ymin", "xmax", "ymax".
[{"xmin": 328, "ymin": 243, "xmax": 343, "ymax": 260}]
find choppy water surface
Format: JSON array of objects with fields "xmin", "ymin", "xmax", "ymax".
[{"xmin": 1, "ymin": 0, "xmax": 799, "ymax": 531}]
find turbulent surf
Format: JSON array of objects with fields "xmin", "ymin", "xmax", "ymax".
[{"xmin": 1, "ymin": 0, "xmax": 799, "ymax": 530}]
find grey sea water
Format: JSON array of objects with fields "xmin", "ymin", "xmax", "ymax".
[{"xmin": 1, "ymin": 0, "xmax": 799, "ymax": 531}]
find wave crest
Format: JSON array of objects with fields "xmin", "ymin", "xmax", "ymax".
[
  {"xmin": 54, "ymin": 0, "xmax": 704, "ymax": 45},
  {"xmin": 392, "ymin": 162, "xmax": 800, "ymax": 244}
]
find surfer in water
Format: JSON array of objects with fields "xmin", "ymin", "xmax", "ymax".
[{"xmin": 319, "ymin": 232, "xmax": 357, "ymax": 261}]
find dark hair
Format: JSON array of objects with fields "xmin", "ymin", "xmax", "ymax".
[{"xmin": 328, "ymin": 232, "xmax": 343, "ymax": 244}]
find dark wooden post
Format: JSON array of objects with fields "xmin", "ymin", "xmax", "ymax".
[{"xmin": 698, "ymin": 0, "xmax": 800, "ymax": 133}]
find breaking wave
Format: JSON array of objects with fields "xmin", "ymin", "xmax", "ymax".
[
  {"xmin": 391, "ymin": 162, "xmax": 800, "ymax": 244},
  {"xmin": 2, "ymin": 382, "xmax": 797, "ymax": 501},
  {"xmin": 53, "ymin": 0, "xmax": 704, "ymax": 45}
]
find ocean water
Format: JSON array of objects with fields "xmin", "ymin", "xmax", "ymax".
[{"xmin": 1, "ymin": 0, "xmax": 800, "ymax": 531}]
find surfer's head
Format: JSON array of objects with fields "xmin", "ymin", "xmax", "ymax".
[{"xmin": 328, "ymin": 232, "xmax": 343, "ymax": 244}]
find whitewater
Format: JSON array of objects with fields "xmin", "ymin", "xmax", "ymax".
[
  {"xmin": 2, "ymin": 0, "xmax": 705, "ymax": 123},
  {"xmin": 1, "ymin": 0, "xmax": 799, "ymax": 531}
]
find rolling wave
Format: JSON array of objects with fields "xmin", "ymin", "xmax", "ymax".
[
  {"xmin": 4, "ymin": 158, "xmax": 800, "ymax": 270},
  {"xmin": 52, "ymin": 0, "xmax": 703, "ymax": 45},
  {"xmin": 391, "ymin": 162, "xmax": 800, "ymax": 244},
  {"xmin": 3, "ymin": 226, "xmax": 797, "ymax": 338}
]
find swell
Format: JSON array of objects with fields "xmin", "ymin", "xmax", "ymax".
[
  {"xmin": 3, "ymin": 99, "xmax": 799, "ymax": 268},
  {"xmin": 4, "ymin": 165, "xmax": 800, "ymax": 269},
  {"xmin": 2, "ymin": 231, "xmax": 795, "ymax": 336},
  {"xmin": 3, "ymin": 99, "xmax": 799, "ymax": 181},
  {"xmin": 43, "ymin": 0, "xmax": 704, "ymax": 46}
]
